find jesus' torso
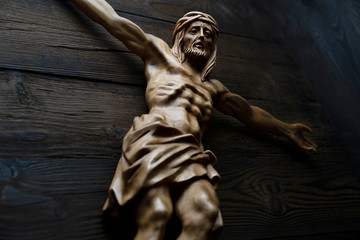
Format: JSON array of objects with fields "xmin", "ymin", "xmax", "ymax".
[{"xmin": 143, "ymin": 35, "xmax": 219, "ymax": 141}]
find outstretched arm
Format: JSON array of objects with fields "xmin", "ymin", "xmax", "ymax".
[
  {"xmin": 212, "ymin": 80, "xmax": 317, "ymax": 152},
  {"xmin": 70, "ymin": 0, "xmax": 151, "ymax": 59}
]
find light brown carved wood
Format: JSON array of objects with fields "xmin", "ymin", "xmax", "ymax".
[{"xmin": 1, "ymin": 0, "xmax": 360, "ymax": 240}]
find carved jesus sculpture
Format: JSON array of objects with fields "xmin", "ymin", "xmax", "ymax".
[{"xmin": 69, "ymin": 1, "xmax": 317, "ymax": 239}]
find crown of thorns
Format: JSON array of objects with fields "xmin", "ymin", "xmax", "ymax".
[{"xmin": 172, "ymin": 11, "xmax": 219, "ymax": 43}]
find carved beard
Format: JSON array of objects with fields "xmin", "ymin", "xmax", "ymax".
[{"xmin": 184, "ymin": 46, "xmax": 210, "ymax": 62}]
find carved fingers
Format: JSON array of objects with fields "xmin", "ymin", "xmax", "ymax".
[{"xmin": 289, "ymin": 123, "xmax": 318, "ymax": 152}]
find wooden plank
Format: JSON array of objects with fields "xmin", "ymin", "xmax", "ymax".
[
  {"xmin": 206, "ymin": 101, "xmax": 360, "ymax": 239},
  {"xmin": 103, "ymin": 0, "xmax": 285, "ymax": 42},
  {"xmin": 0, "ymin": 66, "xmax": 318, "ymax": 159},
  {"xmin": 0, "ymin": 69, "xmax": 143, "ymax": 239},
  {"xmin": 254, "ymin": 0, "xmax": 360, "ymax": 161},
  {"xmin": 262, "ymin": 230, "xmax": 360, "ymax": 240},
  {"xmin": 0, "ymin": 0, "xmax": 297, "ymax": 86},
  {"xmin": 0, "ymin": 70, "xmax": 146, "ymax": 158},
  {"xmin": 0, "ymin": 68, "xmax": 320, "ymax": 157},
  {"xmin": 1, "ymin": 70, "xmax": 359, "ymax": 239},
  {"xmin": 2, "ymin": 1, "xmax": 359, "ymax": 239},
  {"xmin": 213, "ymin": 58, "xmax": 317, "ymax": 105}
]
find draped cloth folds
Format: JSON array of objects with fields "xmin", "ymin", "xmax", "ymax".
[{"xmin": 103, "ymin": 113, "xmax": 220, "ymax": 215}]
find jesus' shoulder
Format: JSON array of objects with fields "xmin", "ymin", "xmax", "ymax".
[{"xmin": 142, "ymin": 35, "xmax": 181, "ymax": 68}]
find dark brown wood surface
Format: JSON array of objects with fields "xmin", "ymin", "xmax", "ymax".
[
  {"xmin": 1, "ymin": 0, "xmax": 360, "ymax": 239},
  {"xmin": 255, "ymin": 0, "xmax": 360, "ymax": 163}
]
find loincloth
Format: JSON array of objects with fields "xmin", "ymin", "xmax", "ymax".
[{"xmin": 103, "ymin": 113, "xmax": 220, "ymax": 214}]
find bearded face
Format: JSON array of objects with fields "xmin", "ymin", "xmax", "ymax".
[{"xmin": 182, "ymin": 21, "xmax": 215, "ymax": 62}]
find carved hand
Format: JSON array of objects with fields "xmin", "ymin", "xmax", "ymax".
[{"xmin": 287, "ymin": 123, "xmax": 317, "ymax": 152}]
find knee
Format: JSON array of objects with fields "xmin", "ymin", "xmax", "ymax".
[
  {"xmin": 194, "ymin": 194, "xmax": 219, "ymax": 220},
  {"xmin": 137, "ymin": 196, "xmax": 173, "ymax": 226},
  {"xmin": 150, "ymin": 199, "xmax": 173, "ymax": 222},
  {"xmin": 182, "ymin": 193, "xmax": 219, "ymax": 226}
]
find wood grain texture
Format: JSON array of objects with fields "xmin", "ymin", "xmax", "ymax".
[
  {"xmin": 1, "ymin": 0, "xmax": 360, "ymax": 239},
  {"xmin": 94, "ymin": 0, "xmax": 286, "ymax": 42},
  {"xmin": 0, "ymin": 69, "xmax": 142, "ymax": 239},
  {"xmin": 0, "ymin": 0, "xmax": 296, "ymax": 86},
  {"xmin": 261, "ymin": 230, "xmax": 360, "ymax": 240},
  {"xmin": 255, "ymin": 0, "xmax": 360, "ymax": 159},
  {"xmin": 1, "ymin": 68, "xmax": 359, "ymax": 240}
]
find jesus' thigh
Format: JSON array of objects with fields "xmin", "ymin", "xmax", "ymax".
[
  {"xmin": 174, "ymin": 178, "xmax": 220, "ymax": 238},
  {"xmin": 134, "ymin": 185, "xmax": 173, "ymax": 240}
]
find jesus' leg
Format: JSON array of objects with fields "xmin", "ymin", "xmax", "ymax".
[
  {"xmin": 175, "ymin": 179, "xmax": 220, "ymax": 240},
  {"xmin": 134, "ymin": 185, "xmax": 173, "ymax": 240}
]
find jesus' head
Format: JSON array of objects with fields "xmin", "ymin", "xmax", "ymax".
[{"xmin": 172, "ymin": 12, "xmax": 219, "ymax": 81}]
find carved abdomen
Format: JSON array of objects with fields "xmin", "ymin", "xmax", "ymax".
[{"xmin": 146, "ymin": 79, "xmax": 213, "ymax": 122}]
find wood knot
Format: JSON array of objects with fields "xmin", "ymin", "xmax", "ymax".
[
  {"xmin": 263, "ymin": 180, "xmax": 288, "ymax": 216},
  {"xmin": 16, "ymin": 81, "xmax": 32, "ymax": 105},
  {"xmin": 10, "ymin": 72, "xmax": 33, "ymax": 105},
  {"xmin": 0, "ymin": 160, "xmax": 14, "ymax": 180},
  {"xmin": 104, "ymin": 124, "xmax": 126, "ymax": 142}
]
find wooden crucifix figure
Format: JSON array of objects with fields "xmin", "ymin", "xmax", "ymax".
[{"xmin": 69, "ymin": 1, "xmax": 317, "ymax": 239}]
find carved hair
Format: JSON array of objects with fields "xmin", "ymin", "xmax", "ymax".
[{"xmin": 172, "ymin": 11, "xmax": 219, "ymax": 81}]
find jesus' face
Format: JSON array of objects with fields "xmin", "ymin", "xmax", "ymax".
[{"xmin": 182, "ymin": 21, "xmax": 215, "ymax": 62}]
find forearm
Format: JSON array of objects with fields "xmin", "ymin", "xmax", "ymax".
[
  {"xmin": 215, "ymin": 89, "xmax": 316, "ymax": 151},
  {"xmin": 216, "ymin": 92, "xmax": 292, "ymax": 139},
  {"xmin": 247, "ymin": 106, "xmax": 292, "ymax": 138},
  {"xmin": 70, "ymin": 0, "xmax": 149, "ymax": 58},
  {"xmin": 71, "ymin": 0, "xmax": 117, "ymax": 26}
]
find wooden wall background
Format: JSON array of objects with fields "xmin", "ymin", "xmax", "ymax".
[
  {"xmin": 1, "ymin": 0, "xmax": 360, "ymax": 239},
  {"xmin": 255, "ymin": 0, "xmax": 360, "ymax": 163}
]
